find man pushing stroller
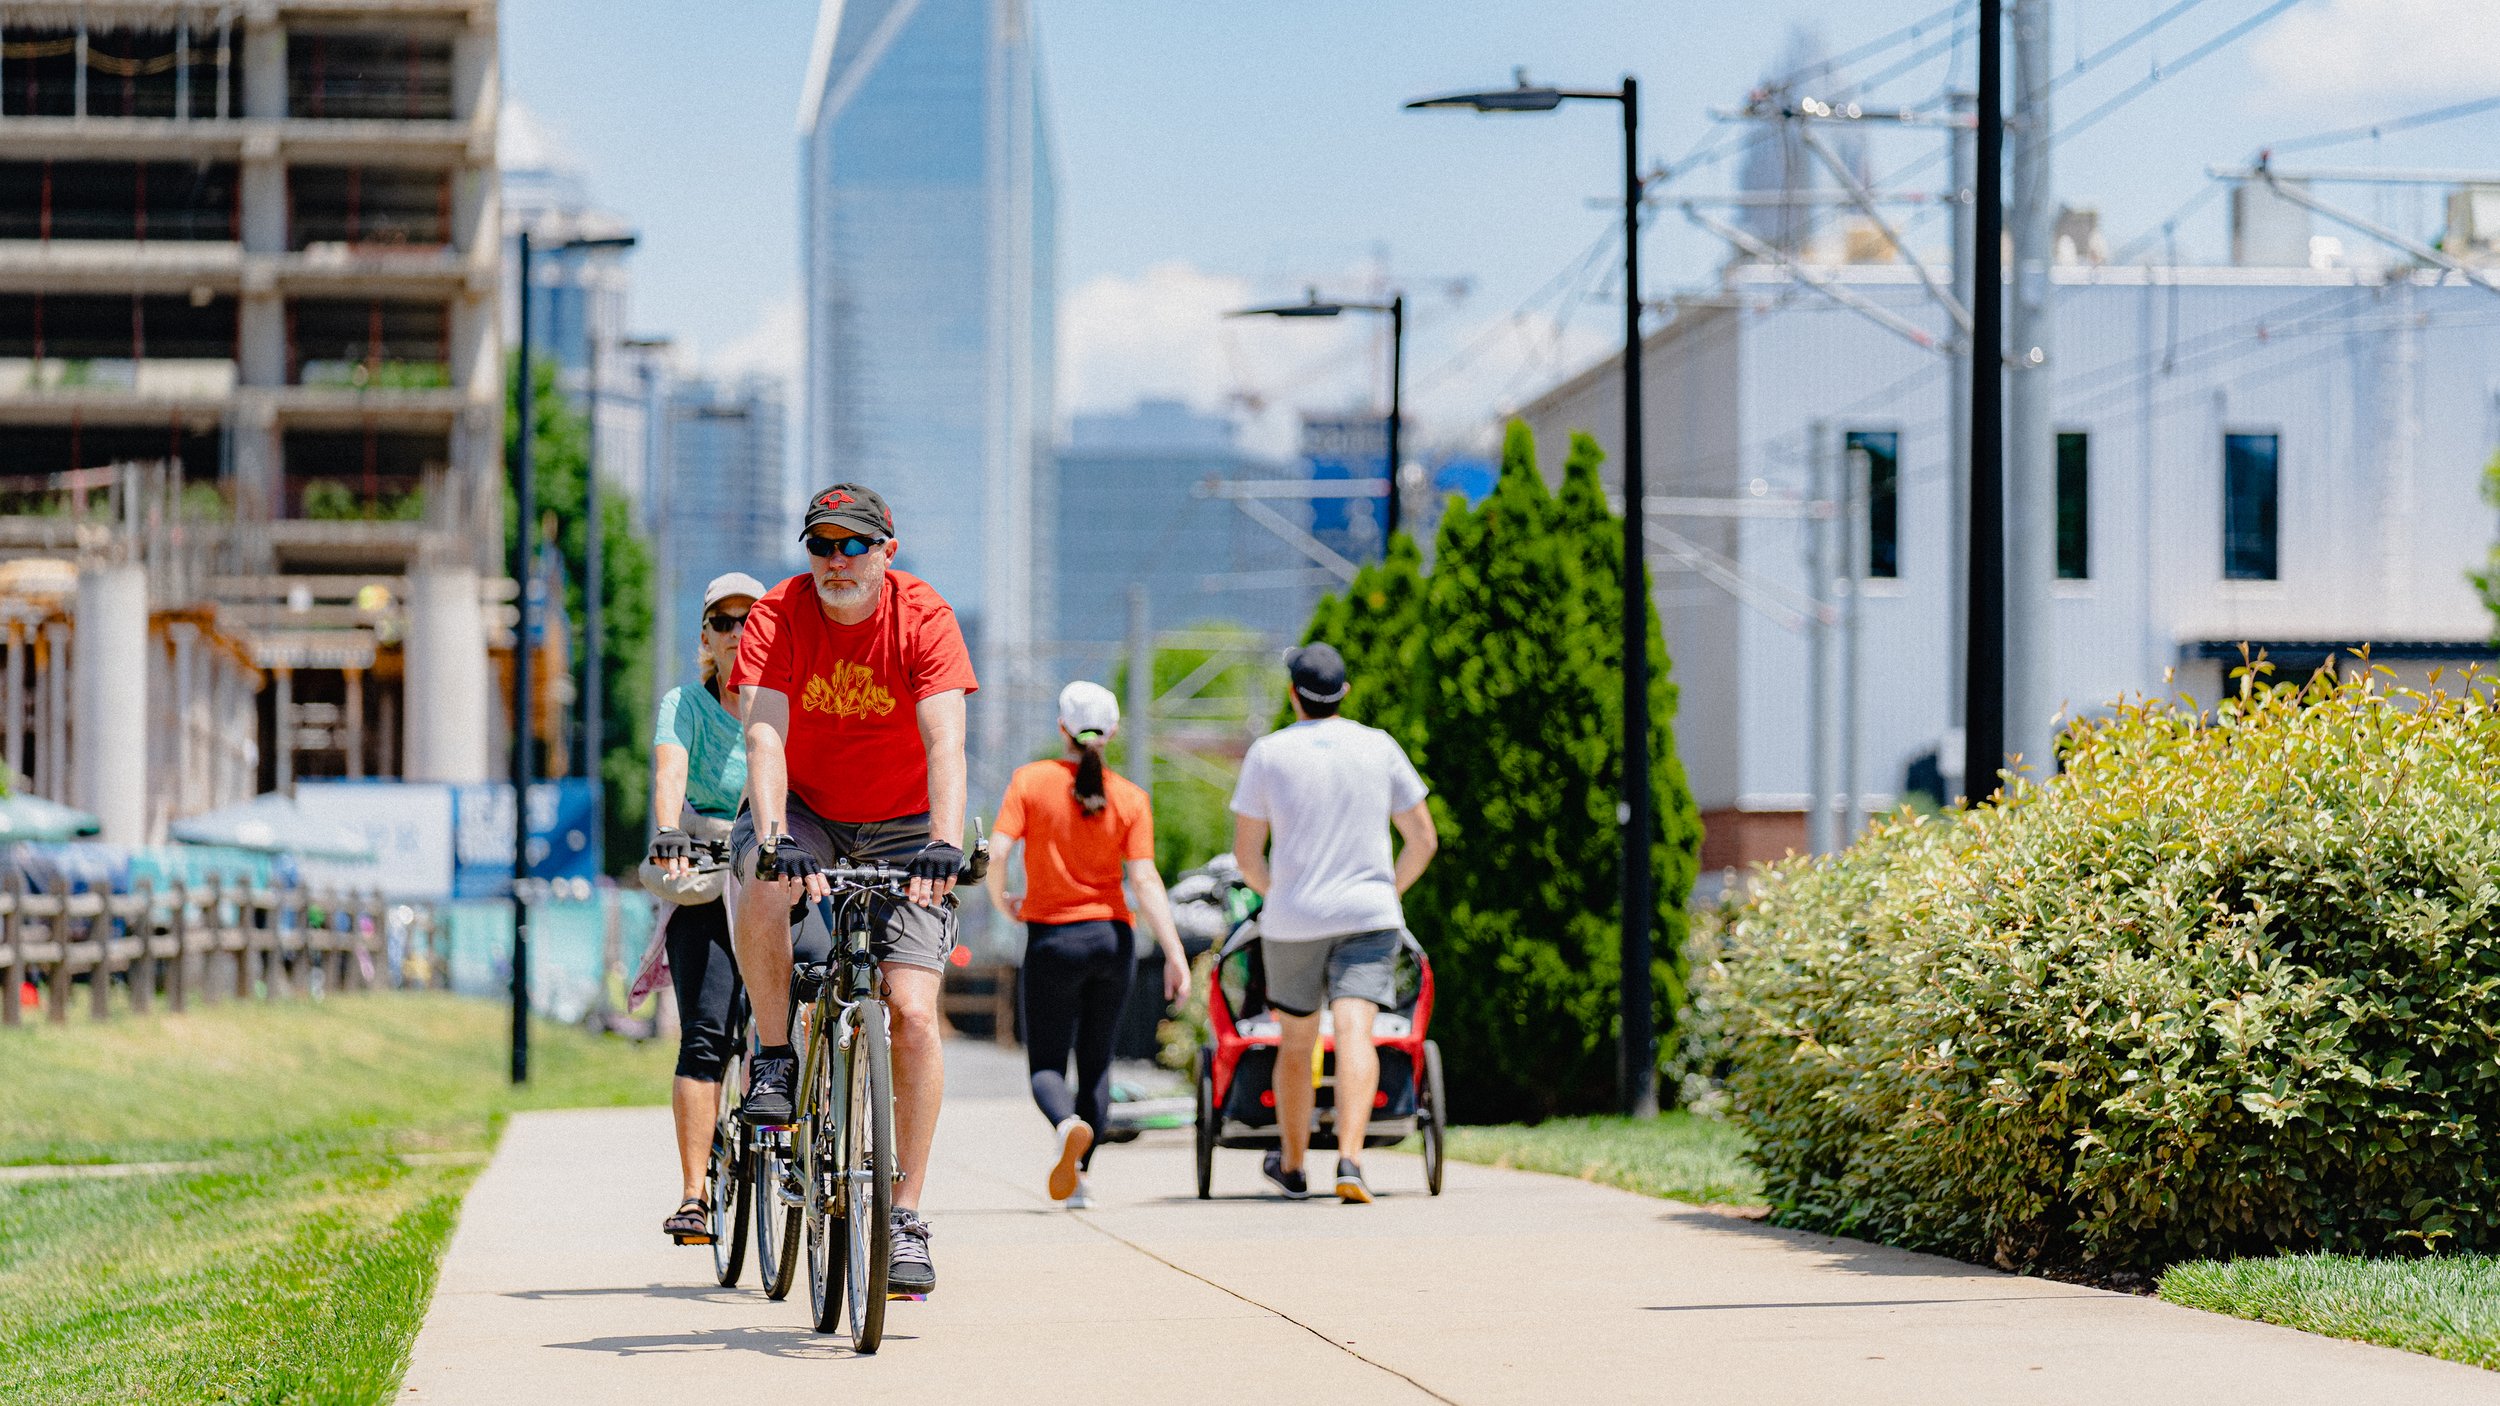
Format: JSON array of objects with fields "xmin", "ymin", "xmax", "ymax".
[{"xmin": 1229, "ymin": 643, "xmax": 1438, "ymax": 1203}]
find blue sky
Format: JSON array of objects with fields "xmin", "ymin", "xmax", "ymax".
[{"xmin": 503, "ymin": 0, "xmax": 2500, "ymax": 454}]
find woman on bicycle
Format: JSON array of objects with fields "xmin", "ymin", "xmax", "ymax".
[
  {"xmin": 641, "ymin": 571, "xmax": 766, "ymax": 1242},
  {"xmin": 984, "ymin": 681, "xmax": 1190, "ymax": 1208}
]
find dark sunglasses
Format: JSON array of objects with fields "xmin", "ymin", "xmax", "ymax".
[
  {"xmin": 704, "ymin": 611, "xmax": 749, "ymax": 634},
  {"xmin": 803, "ymin": 534, "xmax": 886, "ymax": 559}
]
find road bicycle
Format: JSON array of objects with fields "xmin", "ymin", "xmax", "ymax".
[{"xmin": 777, "ymin": 845, "xmax": 985, "ymax": 1352}]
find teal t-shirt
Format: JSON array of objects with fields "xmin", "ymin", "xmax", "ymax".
[{"xmin": 653, "ymin": 683, "xmax": 748, "ymax": 820}]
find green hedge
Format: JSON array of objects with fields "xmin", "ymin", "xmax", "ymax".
[{"xmin": 1704, "ymin": 665, "xmax": 2500, "ymax": 1272}]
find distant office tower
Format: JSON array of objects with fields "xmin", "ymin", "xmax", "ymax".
[
  {"xmin": 1055, "ymin": 400, "xmax": 1311, "ymax": 648},
  {"xmin": 799, "ymin": 0, "xmax": 1056, "ymax": 794},
  {"xmin": 654, "ymin": 375, "xmax": 790, "ymax": 694}
]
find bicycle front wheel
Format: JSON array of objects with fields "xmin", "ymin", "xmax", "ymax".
[{"xmin": 843, "ymin": 1002, "xmax": 895, "ymax": 1354}]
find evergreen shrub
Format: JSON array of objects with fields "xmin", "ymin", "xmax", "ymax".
[{"xmin": 1706, "ymin": 665, "xmax": 2500, "ymax": 1272}]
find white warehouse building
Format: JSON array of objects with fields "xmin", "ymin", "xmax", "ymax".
[{"xmin": 1520, "ymin": 258, "xmax": 2500, "ymax": 876}]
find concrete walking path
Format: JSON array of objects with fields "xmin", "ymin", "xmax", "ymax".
[{"xmin": 404, "ymin": 1044, "xmax": 2500, "ymax": 1404}]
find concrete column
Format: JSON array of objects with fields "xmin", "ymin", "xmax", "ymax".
[
  {"xmin": 274, "ymin": 666, "xmax": 295, "ymax": 793},
  {"xmin": 452, "ymin": 20, "xmax": 497, "ymax": 127},
  {"xmin": 404, "ymin": 566, "xmax": 492, "ymax": 783},
  {"xmin": 74, "ymin": 567, "xmax": 150, "ymax": 845},
  {"xmin": 2005, "ymin": 0, "xmax": 2059, "ymax": 778},
  {"xmin": 4, "ymin": 623, "xmax": 21, "ymax": 787},
  {"xmin": 169, "ymin": 623, "xmax": 198, "ymax": 813},
  {"xmin": 241, "ymin": 22, "xmax": 284, "ymax": 121},
  {"xmin": 41, "ymin": 622, "xmax": 69, "ymax": 802},
  {"xmin": 239, "ymin": 290, "xmax": 286, "ymax": 384},
  {"xmin": 344, "ymin": 666, "xmax": 365, "ymax": 779}
]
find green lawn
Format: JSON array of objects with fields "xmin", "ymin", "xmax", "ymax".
[
  {"xmin": 0, "ymin": 993, "xmax": 673, "ymax": 1405},
  {"xmin": 2159, "ymin": 1252, "xmax": 2500, "ymax": 1372},
  {"xmin": 1439, "ymin": 1112, "xmax": 1766, "ymax": 1208}
]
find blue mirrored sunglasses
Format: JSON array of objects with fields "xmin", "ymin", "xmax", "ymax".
[{"xmin": 803, "ymin": 533, "xmax": 886, "ymax": 559}]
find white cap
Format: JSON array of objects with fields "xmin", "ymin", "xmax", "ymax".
[
  {"xmin": 701, "ymin": 572, "xmax": 769, "ymax": 612},
  {"xmin": 1057, "ymin": 680, "xmax": 1119, "ymax": 741}
]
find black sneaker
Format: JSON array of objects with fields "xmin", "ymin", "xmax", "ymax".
[
  {"xmin": 887, "ymin": 1209, "xmax": 936, "ymax": 1295},
  {"xmin": 740, "ymin": 1054, "xmax": 796, "ymax": 1125},
  {"xmin": 1261, "ymin": 1149, "xmax": 1310, "ymax": 1200},
  {"xmin": 1334, "ymin": 1158, "xmax": 1373, "ymax": 1204}
]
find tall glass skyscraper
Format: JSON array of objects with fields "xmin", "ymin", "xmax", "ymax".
[{"xmin": 800, "ymin": 0, "xmax": 1057, "ymax": 794}]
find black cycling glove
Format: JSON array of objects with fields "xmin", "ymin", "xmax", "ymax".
[
  {"xmin": 907, "ymin": 841, "xmax": 964, "ymax": 884},
  {"xmin": 755, "ymin": 837, "xmax": 822, "ymax": 884},
  {"xmin": 646, "ymin": 828, "xmax": 693, "ymax": 865}
]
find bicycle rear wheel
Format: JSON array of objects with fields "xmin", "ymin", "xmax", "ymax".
[
  {"xmin": 707, "ymin": 1120, "xmax": 749, "ymax": 1286},
  {"xmin": 804, "ymin": 1025, "xmax": 847, "ymax": 1333},
  {"xmin": 844, "ymin": 1002, "xmax": 894, "ymax": 1353},
  {"xmin": 753, "ymin": 1127, "xmax": 802, "ymax": 1299}
]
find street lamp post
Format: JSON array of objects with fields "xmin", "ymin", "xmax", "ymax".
[
  {"xmin": 510, "ymin": 229, "xmax": 635, "ymax": 1085},
  {"xmin": 1408, "ymin": 72, "xmax": 1658, "ymax": 1116},
  {"xmin": 510, "ymin": 228, "xmax": 536, "ymax": 1084},
  {"xmin": 1225, "ymin": 289, "xmax": 1407, "ymax": 546},
  {"xmin": 551, "ymin": 234, "xmax": 637, "ymax": 880}
]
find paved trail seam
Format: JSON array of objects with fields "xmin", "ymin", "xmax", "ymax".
[{"xmin": 962, "ymin": 1162, "xmax": 1458, "ymax": 1405}]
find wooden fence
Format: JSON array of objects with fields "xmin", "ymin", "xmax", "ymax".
[{"xmin": 0, "ymin": 874, "xmax": 444, "ymax": 1026}]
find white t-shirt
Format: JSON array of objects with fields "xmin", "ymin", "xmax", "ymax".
[{"xmin": 1228, "ymin": 716, "xmax": 1429, "ymax": 942}]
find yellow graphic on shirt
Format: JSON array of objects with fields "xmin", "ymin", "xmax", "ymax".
[{"xmin": 801, "ymin": 661, "xmax": 895, "ymax": 719}]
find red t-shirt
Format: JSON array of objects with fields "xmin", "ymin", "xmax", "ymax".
[
  {"xmin": 995, "ymin": 759, "xmax": 1154, "ymax": 924},
  {"xmin": 728, "ymin": 570, "xmax": 978, "ymax": 823}
]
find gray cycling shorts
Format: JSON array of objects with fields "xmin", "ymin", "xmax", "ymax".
[
  {"xmin": 1260, "ymin": 928, "xmax": 1402, "ymax": 1017},
  {"xmin": 728, "ymin": 801, "xmax": 955, "ymax": 975}
]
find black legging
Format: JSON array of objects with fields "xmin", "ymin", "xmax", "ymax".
[
  {"xmin": 1022, "ymin": 919, "xmax": 1134, "ymax": 1165},
  {"xmin": 666, "ymin": 899, "xmax": 743, "ymax": 1082}
]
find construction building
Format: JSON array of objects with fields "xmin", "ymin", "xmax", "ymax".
[{"xmin": 0, "ymin": 0, "xmax": 505, "ymax": 841}]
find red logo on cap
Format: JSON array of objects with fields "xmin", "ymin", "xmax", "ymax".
[{"xmin": 815, "ymin": 490, "xmax": 854, "ymax": 511}]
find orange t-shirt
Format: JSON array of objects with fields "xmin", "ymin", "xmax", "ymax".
[
  {"xmin": 727, "ymin": 570, "xmax": 979, "ymax": 823},
  {"xmin": 995, "ymin": 759, "xmax": 1154, "ymax": 924}
]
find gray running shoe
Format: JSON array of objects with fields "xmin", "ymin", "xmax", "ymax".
[
  {"xmin": 1334, "ymin": 1158, "xmax": 1373, "ymax": 1204},
  {"xmin": 888, "ymin": 1209, "xmax": 936, "ymax": 1294}
]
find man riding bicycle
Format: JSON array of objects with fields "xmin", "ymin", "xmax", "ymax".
[{"xmin": 726, "ymin": 481, "xmax": 975, "ymax": 1298}]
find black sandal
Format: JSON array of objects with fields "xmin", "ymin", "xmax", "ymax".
[{"xmin": 664, "ymin": 1197, "xmax": 713, "ymax": 1244}]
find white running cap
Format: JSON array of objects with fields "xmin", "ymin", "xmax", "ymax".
[
  {"xmin": 701, "ymin": 572, "xmax": 769, "ymax": 612},
  {"xmin": 1057, "ymin": 680, "xmax": 1119, "ymax": 741}
]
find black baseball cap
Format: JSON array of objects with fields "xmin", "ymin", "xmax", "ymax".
[
  {"xmin": 801, "ymin": 482, "xmax": 894, "ymax": 539},
  {"xmin": 1285, "ymin": 643, "xmax": 1349, "ymax": 705}
]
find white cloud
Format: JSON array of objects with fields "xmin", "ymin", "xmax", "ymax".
[
  {"xmin": 2251, "ymin": 0, "xmax": 2500, "ymax": 102},
  {"xmin": 706, "ymin": 293, "xmax": 804, "ymax": 389}
]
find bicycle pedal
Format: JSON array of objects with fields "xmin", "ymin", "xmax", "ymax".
[
  {"xmin": 670, "ymin": 1233, "xmax": 715, "ymax": 1246},
  {"xmin": 887, "ymin": 1291, "xmax": 927, "ymax": 1302}
]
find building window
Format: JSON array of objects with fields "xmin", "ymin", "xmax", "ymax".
[
  {"xmin": 2056, "ymin": 431, "xmax": 2089, "ymax": 580},
  {"xmin": 2223, "ymin": 432, "xmax": 2279, "ymax": 581},
  {"xmin": 1846, "ymin": 430, "xmax": 1900, "ymax": 578}
]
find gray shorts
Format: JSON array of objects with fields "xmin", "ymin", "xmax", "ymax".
[
  {"xmin": 729, "ymin": 802, "xmax": 955, "ymax": 974},
  {"xmin": 1260, "ymin": 928, "xmax": 1402, "ymax": 1017}
]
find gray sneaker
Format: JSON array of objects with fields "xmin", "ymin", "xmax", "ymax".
[{"xmin": 887, "ymin": 1209, "xmax": 935, "ymax": 1295}]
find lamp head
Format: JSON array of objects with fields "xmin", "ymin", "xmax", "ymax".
[
  {"xmin": 1227, "ymin": 287, "xmax": 1348, "ymax": 319},
  {"xmin": 1406, "ymin": 67, "xmax": 1563, "ymax": 113}
]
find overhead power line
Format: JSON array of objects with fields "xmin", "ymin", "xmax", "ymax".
[
  {"xmin": 2268, "ymin": 94, "xmax": 2500, "ymax": 156},
  {"xmin": 2054, "ymin": 0, "xmax": 2304, "ymax": 144}
]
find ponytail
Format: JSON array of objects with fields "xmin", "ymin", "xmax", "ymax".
[{"xmin": 1072, "ymin": 731, "xmax": 1108, "ymax": 815}]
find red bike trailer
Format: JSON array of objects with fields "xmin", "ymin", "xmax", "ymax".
[{"xmin": 1192, "ymin": 921, "xmax": 1446, "ymax": 1197}]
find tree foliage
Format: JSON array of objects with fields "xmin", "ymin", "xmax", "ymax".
[
  {"xmin": 504, "ymin": 353, "xmax": 655, "ymax": 872},
  {"xmin": 1285, "ymin": 420, "xmax": 1702, "ymax": 1121}
]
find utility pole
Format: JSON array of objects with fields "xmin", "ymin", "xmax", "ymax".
[
  {"xmin": 1839, "ymin": 441, "xmax": 1864, "ymax": 843},
  {"xmin": 1124, "ymin": 584, "xmax": 1154, "ymax": 801},
  {"xmin": 1804, "ymin": 422, "xmax": 1832, "ymax": 855},
  {"xmin": 1945, "ymin": 90, "xmax": 1975, "ymax": 802},
  {"xmin": 1966, "ymin": 0, "xmax": 2006, "ymax": 804},
  {"xmin": 510, "ymin": 229, "xmax": 536, "ymax": 1086},
  {"xmin": 582, "ymin": 328, "xmax": 604, "ymax": 874},
  {"xmin": 2005, "ymin": 0, "xmax": 2057, "ymax": 782}
]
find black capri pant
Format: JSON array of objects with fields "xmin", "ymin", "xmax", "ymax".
[
  {"xmin": 665, "ymin": 898, "xmax": 744, "ymax": 1082},
  {"xmin": 1022, "ymin": 919, "xmax": 1134, "ymax": 1163}
]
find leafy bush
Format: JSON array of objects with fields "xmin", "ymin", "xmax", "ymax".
[{"xmin": 1706, "ymin": 664, "xmax": 2500, "ymax": 1273}]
